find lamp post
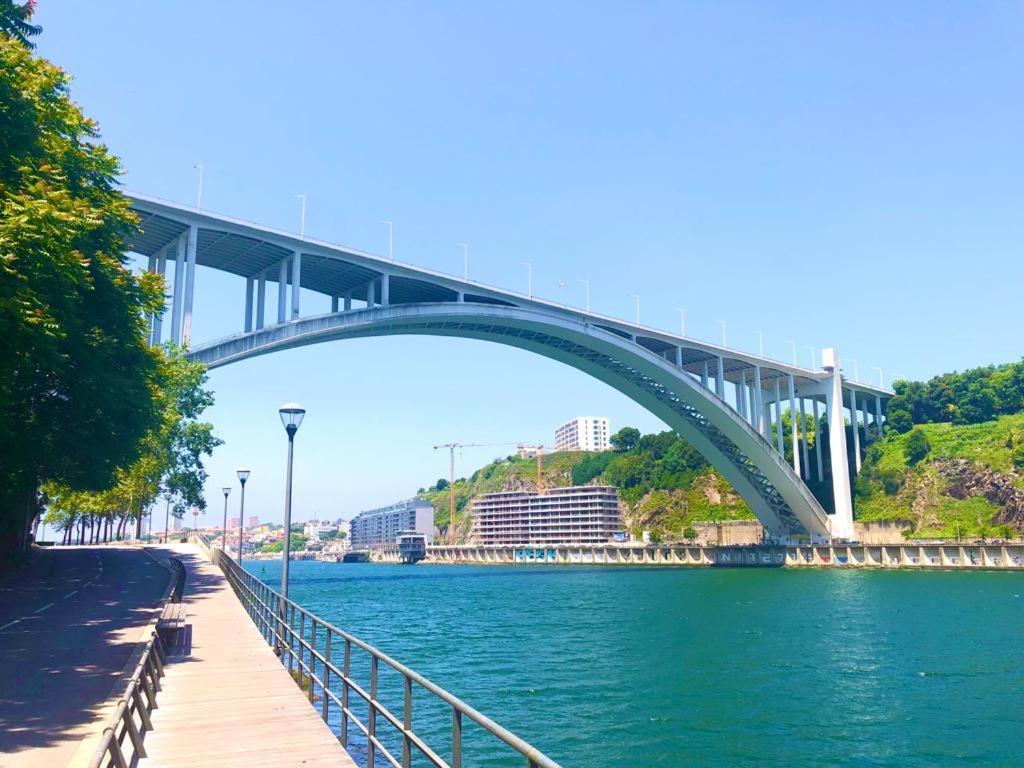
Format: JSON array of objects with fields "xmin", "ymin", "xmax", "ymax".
[
  {"xmin": 162, "ymin": 491, "xmax": 172, "ymax": 545},
  {"xmin": 221, "ymin": 486, "xmax": 231, "ymax": 551},
  {"xmin": 785, "ymin": 340, "xmax": 797, "ymax": 366},
  {"xmin": 520, "ymin": 262, "xmax": 532, "ymax": 298},
  {"xmin": 805, "ymin": 346, "xmax": 816, "ymax": 371},
  {"xmin": 237, "ymin": 468, "xmax": 250, "ymax": 564},
  {"xmin": 674, "ymin": 306, "xmax": 685, "ymax": 337},
  {"xmin": 580, "ymin": 279, "xmax": 590, "ymax": 313},
  {"xmin": 457, "ymin": 243, "xmax": 468, "ymax": 282},
  {"xmin": 278, "ymin": 404, "xmax": 306, "ymax": 604},
  {"xmin": 717, "ymin": 320, "xmax": 727, "ymax": 348},
  {"xmin": 194, "ymin": 163, "xmax": 204, "ymax": 210},
  {"xmin": 296, "ymin": 194, "xmax": 306, "ymax": 238},
  {"xmin": 382, "ymin": 220, "xmax": 393, "ymax": 262},
  {"xmin": 752, "ymin": 330, "xmax": 764, "ymax": 357}
]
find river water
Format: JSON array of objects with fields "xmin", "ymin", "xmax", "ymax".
[{"xmin": 244, "ymin": 560, "xmax": 1023, "ymax": 767}]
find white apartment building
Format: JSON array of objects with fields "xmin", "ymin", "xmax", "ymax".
[
  {"xmin": 303, "ymin": 519, "xmax": 338, "ymax": 540},
  {"xmin": 554, "ymin": 416, "xmax": 611, "ymax": 452},
  {"xmin": 470, "ymin": 485, "xmax": 623, "ymax": 545},
  {"xmin": 350, "ymin": 498, "xmax": 435, "ymax": 550}
]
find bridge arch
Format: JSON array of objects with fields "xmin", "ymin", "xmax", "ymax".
[{"xmin": 189, "ymin": 303, "xmax": 834, "ymax": 540}]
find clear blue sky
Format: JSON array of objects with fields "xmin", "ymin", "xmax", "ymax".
[{"xmin": 34, "ymin": 2, "xmax": 1023, "ymax": 526}]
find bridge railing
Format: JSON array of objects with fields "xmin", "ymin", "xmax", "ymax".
[{"xmin": 199, "ymin": 539, "xmax": 561, "ymax": 768}]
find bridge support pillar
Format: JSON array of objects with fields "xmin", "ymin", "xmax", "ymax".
[
  {"xmin": 812, "ymin": 398, "xmax": 824, "ymax": 482},
  {"xmin": 344, "ymin": 291, "xmax": 352, "ymax": 311},
  {"xmin": 715, "ymin": 357, "xmax": 725, "ymax": 398},
  {"xmin": 850, "ymin": 388, "xmax": 862, "ymax": 472},
  {"xmin": 380, "ymin": 274, "xmax": 390, "ymax": 306},
  {"xmin": 367, "ymin": 279, "xmax": 376, "ymax": 307},
  {"xmin": 702, "ymin": 360, "xmax": 709, "ymax": 389},
  {"xmin": 875, "ymin": 395, "xmax": 883, "ymax": 436},
  {"xmin": 152, "ymin": 247, "xmax": 167, "ymax": 345},
  {"xmin": 799, "ymin": 396, "xmax": 810, "ymax": 480},
  {"xmin": 244, "ymin": 276, "xmax": 254, "ymax": 332},
  {"xmin": 170, "ymin": 232, "xmax": 186, "ymax": 344},
  {"xmin": 181, "ymin": 224, "xmax": 198, "ymax": 346},
  {"xmin": 788, "ymin": 374, "xmax": 801, "ymax": 477},
  {"xmin": 331, "ymin": 296, "xmax": 338, "ymax": 313},
  {"xmin": 774, "ymin": 379, "xmax": 784, "ymax": 454},
  {"xmin": 753, "ymin": 365, "xmax": 764, "ymax": 436},
  {"xmin": 290, "ymin": 251, "xmax": 302, "ymax": 320},
  {"xmin": 277, "ymin": 260, "xmax": 288, "ymax": 323},
  {"xmin": 823, "ymin": 348, "xmax": 854, "ymax": 540},
  {"xmin": 256, "ymin": 272, "xmax": 266, "ymax": 329},
  {"xmin": 738, "ymin": 370, "xmax": 748, "ymax": 421}
]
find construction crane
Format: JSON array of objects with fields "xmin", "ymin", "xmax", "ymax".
[{"xmin": 431, "ymin": 441, "xmax": 553, "ymax": 543}]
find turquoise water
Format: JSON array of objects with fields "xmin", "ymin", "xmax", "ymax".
[{"xmin": 244, "ymin": 561, "xmax": 1024, "ymax": 767}]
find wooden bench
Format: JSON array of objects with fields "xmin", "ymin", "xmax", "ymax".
[{"xmin": 156, "ymin": 603, "xmax": 190, "ymax": 655}]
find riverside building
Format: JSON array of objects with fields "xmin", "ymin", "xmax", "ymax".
[
  {"xmin": 350, "ymin": 498, "xmax": 435, "ymax": 550},
  {"xmin": 470, "ymin": 485, "xmax": 623, "ymax": 545},
  {"xmin": 554, "ymin": 416, "xmax": 610, "ymax": 452}
]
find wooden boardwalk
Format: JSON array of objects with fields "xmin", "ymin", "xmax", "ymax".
[{"xmin": 139, "ymin": 544, "xmax": 357, "ymax": 768}]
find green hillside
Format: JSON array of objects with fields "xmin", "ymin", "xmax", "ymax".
[
  {"xmin": 420, "ymin": 431, "xmax": 753, "ymax": 540},
  {"xmin": 855, "ymin": 413, "xmax": 1024, "ymax": 538}
]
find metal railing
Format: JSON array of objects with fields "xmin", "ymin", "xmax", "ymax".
[
  {"xmin": 88, "ymin": 631, "xmax": 166, "ymax": 768},
  {"xmin": 199, "ymin": 538, "xmax": 560, "ymax": 768}
]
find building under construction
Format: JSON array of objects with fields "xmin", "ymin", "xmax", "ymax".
[{"xmin": 469, "ymin": 485, "xmax": 623, "ymax": 546}]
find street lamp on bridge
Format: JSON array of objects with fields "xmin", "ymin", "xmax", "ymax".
[
  {"xmin": 221, "ymin": 486, "xmax": 231, "ymax": 551},
  {"xmin": 458, "ymin": 243, "xmax": 469, "ymax": 282},
  {"xmin": 278, "ymin": 403, "xmax": 306, "ymax": 603},
  {"xmin": 519, "ymin": 262, "xmax": 532, "ymax": 298},
  {"xmin": 382, "ymin": 220, "xmax": 393, "ymax": 262},
  {"xmin": 237, "ymin": 468, "xmax": 250, "ymax": 564},
  {"xmin": 629, "ymin": 294, "xmax": 640, "ymax": 327}
]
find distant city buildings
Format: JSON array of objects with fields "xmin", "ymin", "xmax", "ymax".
[
  {"xmin": 350, "ymin": 498, "xmax": 435, "ymax": 550},
  {"xmin": 470, "ymin": 485, "xmax": 623, "ymax": 545},
  {"xmin": 554, "ymin": 417, "xmax": 610, "ymax": 452},
  {"xmin": 228, "ymin": 517, "xmax": 241, "ymax": 529},
  {"xmin": 246, "ymin": 515, "xmax": 259, "ymax": 529},
  {"xmin": 303, "ymin": 519, "xmax": 337, "ymax": 540}
]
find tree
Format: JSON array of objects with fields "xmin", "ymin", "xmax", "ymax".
[
  {"xmin": 0, "ymin": 1, "xmax": 40, "ymax": 48},
  {"xmin": 904, "ymin": 428, "xmax": 931, "ymax": 465},
  {"xmin": 434, "ymin": 478, "xmax": 449, "ymax": 491},
  {"xmin": 683, "ymin": 526, "xmax": 698, "ymax": 542},
  {"xmin": 610, "ymin": 426, "xmax": 640, "ymax": 452},
  {"xmin": 0, "ymin": 34, "xmax": 165, "ymax": 555}
]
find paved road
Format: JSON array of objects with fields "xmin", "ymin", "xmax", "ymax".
[{"xmin": 0, "ymin": 546, "xmax": 169, "ymax": 768}]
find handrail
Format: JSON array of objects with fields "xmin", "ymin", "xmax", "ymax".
[
  {"xmin": 193, "ymin": 534, "xmax": 561, "ymax": 768},
  {"xmin": 87, "ymin": 632, "xmax": 166, "ymax": 768}
]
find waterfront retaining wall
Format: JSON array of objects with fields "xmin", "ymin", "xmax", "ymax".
[{"xmin": 423, "ymin": 543, "xmax": 1024, "ymax": 570}]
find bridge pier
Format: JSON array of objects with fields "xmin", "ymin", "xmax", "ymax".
[
  {"xmin": 290, "ymin": 251, "xmax": 302, "ymax": 320},
  {"xmin": 277, "ymin": 260, "xmax": 288, "ymax": 323},
  {"xmin": 256, "ymin": 272, "xmax": 266, "ymax": 329},
  {"xmin": 824, "ymin": 348, "xmax": 855, "ymax": 539}
]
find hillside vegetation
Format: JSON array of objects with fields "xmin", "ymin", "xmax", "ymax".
[
  {"xmin": 856, "ymin": 413, "xmax": 1024, "ymax": 539},
  {"xmin": 421, "ymin": 430, "xmax": 753, "ymax": 540}
]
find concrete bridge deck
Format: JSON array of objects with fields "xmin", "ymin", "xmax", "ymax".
[{"xmin": 139, "ymin": 544, "xmax": 356, "ymax": 768}]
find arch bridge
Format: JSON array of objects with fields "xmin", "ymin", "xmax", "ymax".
[{"xmin": 127, "ymin": 193, "xmax": 892, "ymax": 542}]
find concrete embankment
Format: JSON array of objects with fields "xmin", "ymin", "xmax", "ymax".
[{"xmin": 422, "ymin": 543, "xmax": 1024, "ymax": 569}]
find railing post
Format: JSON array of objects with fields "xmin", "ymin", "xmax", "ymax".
[
  {"xmin": 322, "ymin": 631, "xmax": 331, "ymax": 723},
  {"xmin": 341, "ymin": 638, "xmax": 350, "ymax": 747},
  {"xmin": 299, "ymin": 610, "xmax": 306, "ymax": 689},
  {"xmin": 452, "ymin": 706, "xmax": 462, "ymax": 768},
  {"xmin": 402, "ymin": 674, "xmax": 412, "ymax": 768},
  {"xmin": 308, "ymin": 617, "xmax": 316, "ymax": 704},
  {"xmin": 368, "ymin": 655, "xmax": 378, "ymax": 768}
]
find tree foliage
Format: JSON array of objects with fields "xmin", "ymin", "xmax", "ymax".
[
  {"xmin": 0, "ymin": 33, "xmax": 167, "ymax": 553},
  {"xmin": 887, "ymin": 361, "xmax": 1024, "ymax": 432},
  {"xmin": 0, "ymin": 1, "xmax": 40, "ymax": 49},
  {"xmin": 904, "ymin": 428, "xmax": 931, "ymax": 465},
  {"xmin": 610, "ymin": 426, "xmax": 640, "ymax": 452}
]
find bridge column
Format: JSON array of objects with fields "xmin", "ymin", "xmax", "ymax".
[
  {"xmin": 752, "ymin": 365, "xmax": 764, "ymax": 436},
  {"xmin": 715, "ymin": 357, "xmax": 725, "ymax": 398},
  {"xmin": 738, "ymin": 370, "xmax": 747, "ymax": 421},
  {"xmin": 850, "ymin": 388, "xmax": 862, "ymax": 472},
  {"xmin": 181, "ymin": 224, "xmax": 198, "ymax": 346},
  {"xmin": 366, "ymin": 279, "xmax": 376, "ymax": 307},
  {"xmin": 875, "ymin": 395, "xmax": 883, "ymax": 435},
  {"xmin": 277, "ymin": 260, "xmax": 288, "ymax": 323},
  {"xmin": 380, "ymin": 274, "xmax": 390, "ymax": 306},
  {"xmin": 170, "ymin": 232, "xmax": 186, "ymax": 344},
  {"xmin": 331, "ymin": 296, "xmax": 338, "ymax": 313},
  {"xmin": 812, "ymin": 398, "xmax": 824, "ymax": 482},
  {"xmin": 774, "ymin": 379, "xmax": 784, "ymax": 454},
  {"xmin": 799, "ymin": 396, "xmax": 810, "ymax": 480},
  {"xmin": 344, "ymin": 290, "xmax": 352, "ymax": 311},
  {"xmin": 244, "ymin": 276, "xmax": 254, "ymax": 332},
  {"xmin": 290, "ymin": 251, "xmax": 302, "ymax": 320},
  {"xmin": 823, "ymin": 348, "xmax": 854, "ymax": 540},
  {"xmin": 256, "ymin": 272, "xmax": 266, "ymax": 329},
  {"xmin": 787, "ymin": 374, "xmax": 801, "ymax": 477},
  {"xmin": 152, "ymin": 246, "xmax": 168, "ymax": 345},
  {"xmin": 675, "ymin": 347, "xmax": 682, "ymax": 368},
  {"xmin": 702, "ymin": 361, "xmax": 709, "ymax": 389}
]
